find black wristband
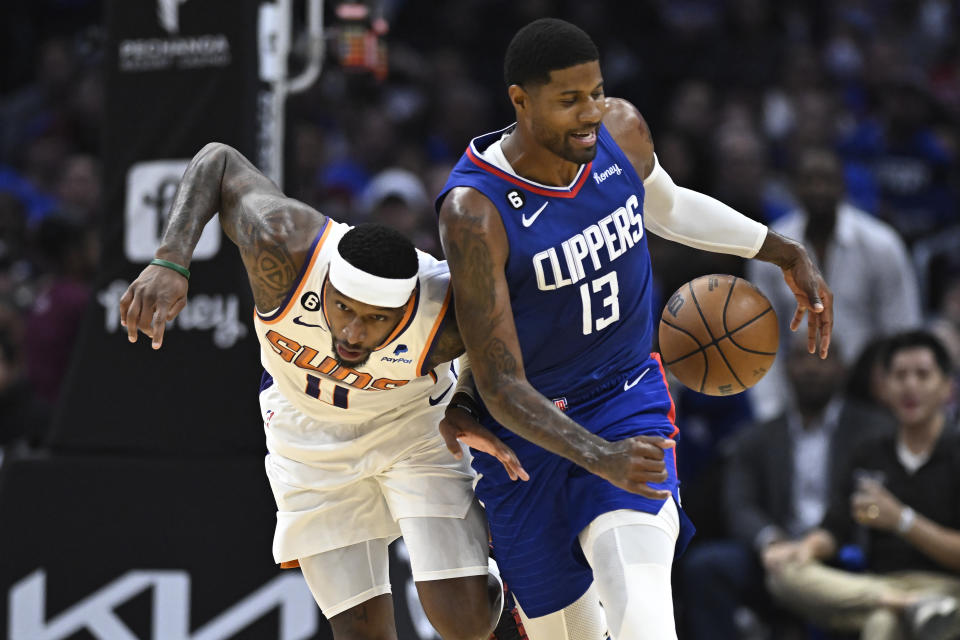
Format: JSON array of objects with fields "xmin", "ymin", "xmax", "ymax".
[{"xmin": 448, "ymin": 398, "xmax": 479, "ymax": 420}]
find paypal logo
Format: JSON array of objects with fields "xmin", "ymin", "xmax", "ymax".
[{"xmin": 382, "ymin": 344, "xmax": 413, "ymax": 364}]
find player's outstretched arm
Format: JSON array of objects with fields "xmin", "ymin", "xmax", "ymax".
[
  {"xmin": 120, "ymin": 142, "xmax": 327, "ymax": 348},
  {"xmin": 604, "ymin": 97, "xmax": 833, "ymax": 358},
  {"xmin": 439, "ymin": 187, "xmax": 672, "ymax": 499}
]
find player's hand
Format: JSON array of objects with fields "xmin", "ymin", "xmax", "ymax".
[
  {"xmin": 781, "ymin": 251, "xmax": 833, "ymax": 359},
  {"xmin": 440, "ymin": 405, "xmax": 529, "ymax": 482},
  {"xmin": 119, "ymin": 263, "xmax": 189, "ymax": 349},
  {"xmin": 595, "ymin": 435, "xmax": 675, "ymax": 499}
]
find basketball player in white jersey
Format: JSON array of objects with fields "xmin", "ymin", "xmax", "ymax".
[{"xmin": 119, "ymin": 142, "xmax": 532, "ymax": 640}]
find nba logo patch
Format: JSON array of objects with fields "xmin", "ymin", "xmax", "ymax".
[{"xmin": 553, "ymin": 397, "xmax": 568, "ymax": 412}]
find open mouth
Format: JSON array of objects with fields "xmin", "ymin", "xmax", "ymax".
[
  {"xmin": 570, "ymin": 129, "xmax": 597, "ymax": 146},
  {"xmin": 336, "ymin": 343, "xmax": 366, "ymax": 361}
]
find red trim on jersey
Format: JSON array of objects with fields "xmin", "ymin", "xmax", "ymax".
[
  {"xmin": 652, "ymin": 352, "xmax": 680, "ymax": 472},
  {"xmin": 465, "ymin": 145, "xmax": 593, "ymax": 198}
]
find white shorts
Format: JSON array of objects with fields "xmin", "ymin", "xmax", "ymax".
[
  {"xmin": 299, "ymin": 498, "xmax": 490, "ymax": 618},
  {"xmin": 259, "ymin": 383, "xmax": 478, "ymax": 563}
]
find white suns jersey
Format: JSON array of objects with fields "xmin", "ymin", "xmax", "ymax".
[{"xmin": 253, "ymin": 218, "xmax": 457, "ymax": 423}]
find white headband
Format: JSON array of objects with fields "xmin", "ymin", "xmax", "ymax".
[{"xmin": 328, "ymin": 248, "xmax": 418, "ymax": 308}]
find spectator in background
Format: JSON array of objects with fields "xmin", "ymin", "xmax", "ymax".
[
  {"xmin": 748, "ymin": 147, "xmax": 921, "ymax": 420},
  {"xmin": 55, "ymin": 154, "xmax": 100, "ymax": 225},
  {"xmin": 846, "ymin": 335, "xmax": 898, "ymax": 416},
  {"xmin": 679, "ymin": 335, "xmax": 892, "ymax": 640},
  {"xmin": 23, "ymin": 217, "xmax": 97, "ymax": 405},
  {"xmin": 360, "ymin": 167, "xmax": 440, "ymax": 256},
  {"xmin": 929, "ymin": 271, "xmax": 960, "ymax": 372},
  {"xmin": 839, "ymin": 67, "xmax": 958, "ymax": 245},
  {"xmin": 0, "ymin": 37, "xmax": 75, "ymax": 162},
  {"xmin": 766, "ymin": 330, "xmax": 960, "ymax": 640}
]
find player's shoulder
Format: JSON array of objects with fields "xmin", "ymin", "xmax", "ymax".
[
  {"xmin": 415, "ymin": 250, "xmax": 451, "ymax": 303},
  {"xmin": 602, "ymin": 98, "xmax": 654, "ymax": 178},
  {"xmin": 438, "ymin": 183, "xmax": 500, "ymax": 222},
  {"xmin": 602, "ymin": 98, "xmax": 651, "ymax": 142}
]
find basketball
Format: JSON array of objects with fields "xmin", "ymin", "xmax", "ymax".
[{"xmin": 658, "ymin": 274, "xmax": 779, "ymax": 396}]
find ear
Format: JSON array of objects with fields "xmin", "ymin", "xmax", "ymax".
[{"xmin": 508, "ymin": 84, "xmax": 528, "ymax": 113}]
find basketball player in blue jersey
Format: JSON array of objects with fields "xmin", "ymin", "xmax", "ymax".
[
  {"xmin": 118, "ymin": 143, "xmax": 529, "ymax": 640},
  {"xmin": 435, "ymin": 18, "xmax": 834, "ymax": 640}
]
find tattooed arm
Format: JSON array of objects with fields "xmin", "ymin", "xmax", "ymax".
[
  {"xmin": 438, "ymin": 187, "xmax": 673, "ymax": 498},
  {"xmin": 120, "ymin": 142, "xmax": 326, "ymax": 347},
  {"xmin": 423, "ymin": 304, "xmax": 466, "ymax": 371}
]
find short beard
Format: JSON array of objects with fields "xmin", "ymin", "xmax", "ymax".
[
  {"xmin": 534, "ymin": 121, "xmax": 598, "ymax": 165},
  {"xmin": 331, "ymin": 336, "xmax": 370, "ymax": 368}
]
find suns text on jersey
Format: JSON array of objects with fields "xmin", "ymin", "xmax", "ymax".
[{"xmin": 265, "ymin": 330, "xmax": 410, "ymax": 390}]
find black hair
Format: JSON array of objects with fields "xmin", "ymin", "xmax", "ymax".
[
  {"xmin": 337, "ymin": 223, "xmax": 418, "ymax": 279},
  {"xmin": 882, "ymin": 329, "xmax": 953, "ymax": 375},
  {"xmin": 503, "ymin": 18, "xmax": 599, "ymax": 87},
  {"xmin": 845, "ymin": 335, "xmax": 888, "ymax": 403}
]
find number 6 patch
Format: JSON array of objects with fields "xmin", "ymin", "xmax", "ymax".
[{"xmin": 506, "ymin": 190, "xmax": 526, "ymax": 210}]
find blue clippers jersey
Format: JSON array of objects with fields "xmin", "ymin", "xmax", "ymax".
[{"xmin": 437, "ymin": 124, "xmax": 656, "ymax": 399}]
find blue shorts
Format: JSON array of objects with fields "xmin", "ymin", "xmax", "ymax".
[{"xmin": 473, "ymin": 354, "xmax": 696, "ymax": 618}]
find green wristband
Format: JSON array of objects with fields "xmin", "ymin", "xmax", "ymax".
[{"xmin": 149, "ymin": 258, "xmax": 191, "ymax": 280}]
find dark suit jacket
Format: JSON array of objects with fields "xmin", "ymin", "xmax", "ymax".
[{"xmin": 723, "ymin": 400, "xmax": 894, "ymax": 549}]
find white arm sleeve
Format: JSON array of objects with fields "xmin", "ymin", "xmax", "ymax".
[{"xmin": 642, "ymin": 154, "xmax": 768, "ymax": 258}]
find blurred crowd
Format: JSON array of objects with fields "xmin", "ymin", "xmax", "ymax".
[{"xmin": 1, "ymin": 1, "xmax": 960, "ymax": 637}]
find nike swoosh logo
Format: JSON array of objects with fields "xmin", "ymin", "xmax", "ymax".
[
  {"xmin": 428, "ymin": 384, "xmax": 453, "ymax": 406},
  {"xmin": 293, "ymin": 316, "xmax": 326, "ymax": 329},
  {"xmin": 623, "ymin": 367, "xmax": 651, "ymax": 391},
  {"xmin": 521, "ymin": 202, "xmax": 549, "ymax": 227}
]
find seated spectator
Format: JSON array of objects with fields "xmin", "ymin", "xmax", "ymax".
[
  {"xmin": 23, "ymin": 216, "xmax": 97, "ymax": 405},
  {"xmin": 748, "ymin": 146, "xmax": 922, "ymax": 420},
  {"xmin": 360, "ymin": 167, "xmax": 440, "ymax": 256},
  {"xmin": 846, "ymin": 336, "xmax": 897, "ymax": 415},
  {"xmin": 679, "ymin": 336, "xmax": 893, "ymax": 640},
  {"xmin": 765, "ymin": 330, "xmax": 960, "ymax": 640},
  {"xmin": 838, "ymin": 68, "xmax": 957, "ymax": 245}
]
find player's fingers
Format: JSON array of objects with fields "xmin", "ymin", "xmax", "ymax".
[
  {"xmin": 633, "ymin": 442, "xmax": 665, "ymax": 460},
  {"xmin": 803, "ymin": 277, "xmax": 824, "ymax": 313},
  {"xmin": 633, "ymin": 456, "xmax": 667, "ymax": 473},
  {"xmin": 119, "ymin": 285, "xmax": 135, "ymax": 327},
  {"xmin": 125, "ymin": 291, "xmax": 144, "ymax": 343},
  {"xmin": 790, "ymin": 305, "xmax": 805, "ymax": 332},
  {"xmin": 494, "ymin": 444, "xmax": 529, "ymax": 482},
  {"xmin": 438, "ymin": 419, "xmax": 464, "ymax": 459},
  {"xmin": 654, "ymin": 437, "xmax": 676, "ymax": 450},
  {"xmin": 633, "ymin": 436, "xmax": 674, "ymax": 454},
  {"xmin": 817, "ymin": 300, "xmax": 833, "ymax": 359},
  {"xmin": 151, "ymin": 301, "xmax": 169, "ymax": 350},
  {"xmin": 168, "ymin": 295, "xmax": 187, "ymax": 320},
  {"xmin": 633, "ymin": 484, "xmax": 672, "ymax": 500},
  {"xmin": 807, "ymin": 312, "xmax": 819, "ymax": 354}
]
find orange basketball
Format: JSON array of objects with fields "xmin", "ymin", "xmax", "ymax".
[{"xmin": 658, "ymin": 274, "xmax": 778, "ymax": 396}]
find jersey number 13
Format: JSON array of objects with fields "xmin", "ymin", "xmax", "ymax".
[{"xmin": 579, "ymin": 271, "xmax": 620, "ymax": 335}]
